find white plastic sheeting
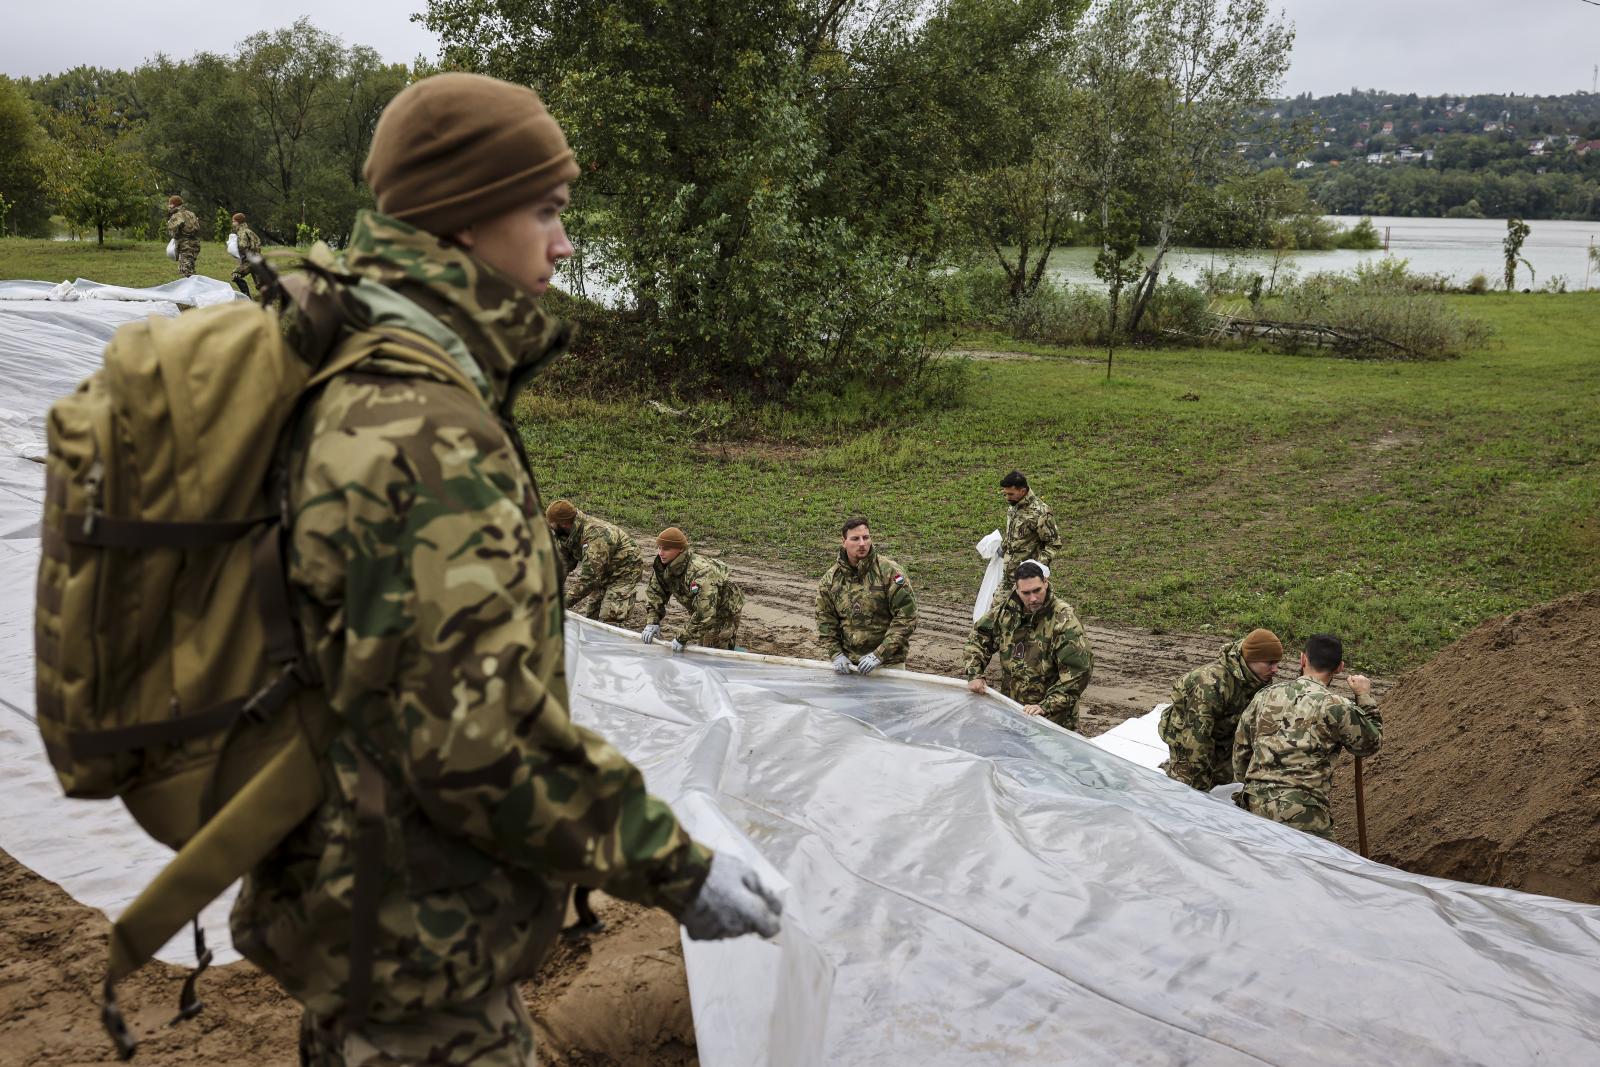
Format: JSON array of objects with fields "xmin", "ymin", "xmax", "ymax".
[{"xmin": 5, "ymin": 283, "xmax": 1600, "ymax": 1063}]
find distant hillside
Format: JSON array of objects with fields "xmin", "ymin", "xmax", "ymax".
[{"xmin": 1243, "ymin": 91, "xmax": 1600, "ymax": 221}]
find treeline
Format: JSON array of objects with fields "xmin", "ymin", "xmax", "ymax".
[
  {"xmin": 0, "ymin": 19, "xmax": 410, "ymax": 244},
  {"xmin": 1297, "ymin": 165, "xmax": 1600, "ymax": 222}
]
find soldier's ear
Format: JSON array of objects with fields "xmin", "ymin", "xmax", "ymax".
[{"xmin": 452, "ymin": 226, "xmax": 477, "ymax": 249}]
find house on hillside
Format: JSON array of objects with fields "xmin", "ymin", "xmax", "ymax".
[
  {"xmin": 1574, "ymin": 140, "xmax": 1600, "ymax": 156},
  {"xmin": 1483, "ymin": 121, "xmax": 1501, "ymax": 132},
  {"xmin": 1295, "ymin": 159, "xmax": 1315, "ymax": 169},
  {"xmin": 1382, "ymin": 121, "xmax": 1395, "ymax": 134},
  {"xmin": 1366, "ymin": 151, "xmax": 1393, "ymax": 164}
]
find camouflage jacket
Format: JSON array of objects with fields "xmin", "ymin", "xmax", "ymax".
[
  {"xmin": 814, "ymin": 547, "xmax": 917, "ymax": 664},
  {"xmin": 963, "ymin": 588, "xmax": 1094, "ymax": 730},
  {"xmin": 234, "ymin": 222, "xmax": 262, "ymax": 256},
  {"xmin": 167, "ymin": 206, "xmax": 200, "ymax": 243},
  {"xmin": 1158, "ymin": 639, "xmax": 1272, "ymax": 791},
  {"xmin": 1232, "ymin": 676, "xmax": 1383, "ymax": 804},
  {"xmin": 555, "ymin": 510, "xmax": 643, "ymax": 604},
  {"xmin": 645, "ymin": 550, "xmax": 744, "ymax": 647},
  {"xmin": 1001, "ymin": 491, "xmax": 1061, "ymax": 584},
  {"xmin": 231, "ymin": 211, "xmax": 711, "ymax": 1023}
]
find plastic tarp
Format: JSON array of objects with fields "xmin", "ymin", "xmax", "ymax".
[
  {"xmin": 972, "ymin": 529, "xmax": 1003, "ymax": 621},
  {"xmin": 6, "ymin": 283, "xmax": 1600, "ymax": 1063}
]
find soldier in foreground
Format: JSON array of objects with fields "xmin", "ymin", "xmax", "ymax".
[
  {"xmin": 1158, "ymin": 628, "xmax": 1283, "ymax": 791},
  {"xmin": 1233, "ymin": 633, "xmax": 1383, "ymax": 840},
  {"xmin": 963, "ymin": 561, "xmax": 1094, "ymax": 730},
  {"xmin": 230, "ymin": 211, "xmax": 262, "ymax": 297},
  {"xmin": 642, "ymin": 527, "xmax": 745, "ymax": 651},
  {"xmin": 233, "ymin": 74, "xmax": 781, "ymax": 1067},
  {"xmin": 815, "ymin": 516, "xmax": 918, "ymax": 674},
  {"xmin": 546, "ymin": 499, "xmax": 644, "ymax": 624},
  {"xmin": 993, "ymin": 470, "xmax": 1061, "ymax": 608},
  {"xmin": 165, "ymin": 195, "xmax": 201, "ymax": 278}
]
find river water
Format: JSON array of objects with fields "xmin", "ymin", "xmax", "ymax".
[{"xmin": 1038, "ymin": 216, "xmax": 1600, "ymax": 291}]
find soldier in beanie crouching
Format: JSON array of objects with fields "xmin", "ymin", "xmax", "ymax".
[{"xmin": 230, "ymin": 73, "xmax": 782, "ymax": 1067}]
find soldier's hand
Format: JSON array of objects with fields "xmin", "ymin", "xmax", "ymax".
[
  {"xmin": 670, "ymin": 638, "xmax": 686, "ymax": 654},
  {"xmin": 641, "ymin": 623, "xmax": 661, "ymax": 644},
  {"xmin": 682, "ymin": 852, "xmax": 783, "ymax": 941},
  {"xmin": 856, "ymin": 652, "xmax": 883, "ymax": 675},
  {"xmin": 1022, "ymin": 704, "xmax": 1045, "ymax": 717},
  {"xmin": 831, "ymin": 653, "xmax": 855, "ymax": 675},
  {"xmin": 1347, "ymin": 673, "xmax": 1373, "ymax": 699},
  {"xmin": 967, "ymin": 677, "xmax": 987, "ymax": 695}
]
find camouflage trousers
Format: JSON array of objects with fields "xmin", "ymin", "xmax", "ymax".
[
  {"xmin": 691, "ymin": 621, "xmax": 739, "ymax": 651},
  {"xmin": 574, "ymin": 575, "xmax": 639, "ymax": 626},
  {"xmin": 299, "ymin": 986, "xmax": 537, "ymax": 1066},
  {"xmin": 175, "ymin": 242, "xmax": 199, "ymax": 278},
  {"xmin": 231, "ymin": 263, "xmax": 255, "ymax": 296},
  {"xmin": 1237, "ymin": 786, "xmax": 1334, "ymax": 840}
]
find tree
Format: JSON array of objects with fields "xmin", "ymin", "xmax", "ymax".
[
  {"xmin": 0, "ymin": 76, "xmax": 52, "ymax": 236},
  {"xmin": 46, "ymin": 101, "xmax": 153, "ymax": 244},
  {"xmin": 1503, "ymin": 217, "xmax": 1530, "ymax": 291},
  {"xmin": 1124, "ymin": 0, "xmax": 1292, "ymax": 332}
]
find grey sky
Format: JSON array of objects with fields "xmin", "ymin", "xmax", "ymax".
[{"xmin": 1, "ymin": 2, "xmax": 1595, "ymax": 98}]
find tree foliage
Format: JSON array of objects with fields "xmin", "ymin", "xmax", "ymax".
[{"xmin": 45, "ymin": 101, "xmax": 153, "ymax": 244}]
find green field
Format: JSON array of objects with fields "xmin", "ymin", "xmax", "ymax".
[
  {"xmin": 516, "ymin": 295, "xmax": 1599, "ymax": 673},
  {"xmin": 5, "ymin": 239, "xmax": 1593, "ymax": 672},
  {"xmin": 0, "ymin": 237, "xmax": 254, "ymax": 289}
]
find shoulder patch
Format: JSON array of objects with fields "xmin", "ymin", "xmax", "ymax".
[{"xmin": 893, "ymin": 573, "xmax": 906, "ymax": 585}]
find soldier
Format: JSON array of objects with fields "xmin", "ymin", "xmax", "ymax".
[
  {"xmin": 963, "ymin": 560, "xmax": 1094, "ymax": 730},
  {"xmin": 1233, "ymin": 633, "xmax": 1382, "ymax": 840},
  {"xmin": 165, "ymin": 195, "xmax": 201, "ymax": 278},
  {"xmin": 232, "ymin": 74, "xmax": 781, "ymax": 1067},
  {"xmin": 815, "ymin": 516, "xmax": 917, "ymax": 675},
  {"xmin": 1158, "ymin": 628, "xmax": 1283, "ymax": 791},
  {"xmin": 546, "ymin": 499, "xmax": 643, "ymax": 625},
  {"xmin": 230, "ymin": 211, "xmax": 262, "ymax": 297},
  {"xmin": 993, "ymin": 470, "xmax": 1061, "ymax": 608},
  {"xmin": 642, "ymin": 527, "xmax": 745, "ymax": 652}
]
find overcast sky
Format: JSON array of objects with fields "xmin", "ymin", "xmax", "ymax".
[{"xmin": 2, "ymin": 1, "xmax": 1597, "ymax": 98}]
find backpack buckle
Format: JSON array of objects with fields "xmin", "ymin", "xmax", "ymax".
[{"xmin": 241, "ymin": 662, "xmax": 302, "ymax": 724}]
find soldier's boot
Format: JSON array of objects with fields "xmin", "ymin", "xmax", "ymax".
[
  {"xmin": 562, "ymin": 887, "xmax": 606, "ymax": 939},
  {"xmin": 233, "ymin": 276, "xmax": 253, "ymax": 298}
]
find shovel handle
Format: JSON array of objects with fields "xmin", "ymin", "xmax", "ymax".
[{"xmin": 1354, "ymin": 756, "xmax": 1369, "ymax": 858}]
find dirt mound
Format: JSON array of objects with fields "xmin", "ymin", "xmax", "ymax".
[
  {"xmin": 0, "ymin": 848, "xmax": 697, "ymax": 1065},
  {"xmin": 1332, "ymin": 589, "xmax": 1600, "ymax": 903}
]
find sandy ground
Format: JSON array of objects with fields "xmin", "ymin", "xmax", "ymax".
[{"xmin": 1, "ymin": 547, "xmax": 1390, "ymax": 1065}]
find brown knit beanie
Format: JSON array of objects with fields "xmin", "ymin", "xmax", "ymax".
[
  {"xmin": 363, "ymin": 72, "xmax": 580, "ymax": 236},
  {"xmin": 656, "ymin": 527, "xmax": 689, "ymax": 552},
  {"xmin": 545, "ymin": 499, "xmax": 578, "ymax": 527},
  {"xmin": 231, "ymin": 212, "xmax": 246, "ymax": 224},
  {"xmin": 1240, "ymin": 628, "xmax": 1284, "ymax": 664},
  {"xmin": 167, "ymin": 195, "xmax": 183, "ymax": 208}
]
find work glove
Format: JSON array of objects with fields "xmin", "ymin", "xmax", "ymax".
[
  {"xmin": 681, "ymin": 852, "xmax": 784, "ymax": 941},
  {"xmin": 641, "ymin": 623, "xmax": 661, "ymax": 644},
  {"xmin": 671, "ymin": 638, "xmax": 686, "ymax": 653},
  {"xmin": 856, "ymin": 652, "xmax": 883, "ymax": 675},
  {"xmin": 831, "ymin": 653, "xmax": 854, "ymax": 675}
]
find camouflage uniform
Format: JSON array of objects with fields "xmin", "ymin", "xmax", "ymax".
[
  {"xmin": 166, "ymin": 204, "xmax": 201, "ymax": 277},
  {"xmin": 554, "ymin": 510, "xmax": 643, "ymax": 625},
  {"xmin": 815, "ymin": 546, "xmax": 917, "ymax": 667},
  {"xmin": 963, "ymin": 588, "xmax": 1094, "ymax": 730},
  {"xmin": 994, "ymin": 491, "xmax": 1062, "ymax": 606},
  {"xmin": 1232, "ymin": 676, "xmax": 1383, "ymax": 839},
  {"xmin": 1157, "ymin": 639, "xmax": 1272, "ymax": 791},
  {"xmin": 232, "ymin": 221, "xmax": 262, "ymax": 293},
  {"xmin": 231, "ymin": 211, "xmax": 712, "ymax": 1064},
  {"xmin": 645, "ymin": 550, "xmax": 744, "ymax": 650}
]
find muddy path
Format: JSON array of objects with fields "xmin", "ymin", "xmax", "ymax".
[{"xmin": 635, "ymin": 543, "xmax": 1390, "ymax": 737}]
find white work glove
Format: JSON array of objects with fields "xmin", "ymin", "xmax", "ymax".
[
  {"xmin": 831, "ymin": 653, "xmax": 854, "ymax": 675},
  {"xmin": 671, "ymin": 638, "xmax": 686, "ymax": 653},
  {"xmin": 681, "ymin": 852, "xmax": 784, "ymax": 941},
  {"xmin": 641, "ymin": 623, "xmax": 661, "ymax": 644},
  {"xmin": 856, "ymin": 652, "xmax": 883, "ymax": 675}
]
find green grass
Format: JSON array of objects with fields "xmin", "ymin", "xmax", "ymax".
[
  {"xmin": 0, "ymin": 236, "xmax": 254, "ymax": 289},
  {"xmin": 514, "ymin": 293, "xmax": 1600, "ymax": 673}
]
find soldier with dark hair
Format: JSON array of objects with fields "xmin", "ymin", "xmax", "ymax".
[
  {"xmin": 1233, "ymin": 633, "xmax": 1382, "ymax": 840},
  {"xmin": 964, "ymin": 560, "xmax": 1094, "ymax": 730},
  {"xmin": 815, "ymin": 517, "xmax": 917, "ymax": 674},
  {"xmin": 993, "ymin": 470, "xmax": 1061, "ymax": 608},
  {"xmin": 232, "ymin": 73, "xmax": 781, "ymax": 1067}
]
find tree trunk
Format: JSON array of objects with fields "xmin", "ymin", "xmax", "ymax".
[
  {"xmin": 1126, "ymin": 217, "xmax": 1173, "ymax": 333},
  {"xmin": 97, "ymin": 221, "xmax": 105, "ymax": 246},
  {"xmin": 1106, "ymin": 282, "xmax": 1119, "ymax": 380}
]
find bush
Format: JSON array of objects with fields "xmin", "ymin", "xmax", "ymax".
[
  {"xmin": 1276, "ymin": 269, "xmax": 1492, "ymax": 360},
  {"xmin": 934, "ymin": 264, "xmax": 1013, "ymax": 328},
  {"xmin": 1465, "ymin": 272, "xmax": 1490, "ymax": 294},
  {"xmin": 1006, "ymin": 282, "xmax": 1109, "ymax": 346},
  {"xmin": 1334, "ymin": 216, "xmax": 1383, "ymax": 250},
  {"xmin": 1141, "ymin": 278, "xmax": 1213, "ymax": 337}
]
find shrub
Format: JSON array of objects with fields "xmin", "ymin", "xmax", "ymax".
[
  {"xmin": 1276, "ymin": 270, "xmax": 1492, "ymax": 360},
  {"xmin": 1140, "ymin": 278, "xmax": 1213, "ymax": 338},
  {"xmin": 1334, "ymin": 216, "xmax": 1383, "ymax": 250},
  {"xmin": 1465, "ymin": 272, "xmax": 1490, "ymax": 294},
  {"xmin": 1006, "ymin": 282, "xmax": 1108, "ymax": 346},
  {"xmin": 934, "ymin": 264, "xmax": 1013, "ymax": 328}
]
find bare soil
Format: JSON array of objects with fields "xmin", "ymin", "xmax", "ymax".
[{"xmin": 1331, "ymin": 588, "xmax": 1600, "ymax": 904}]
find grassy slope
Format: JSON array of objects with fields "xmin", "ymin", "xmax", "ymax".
[
  {"xmin": 516, "ymin": 294, "xmax": 1599, "ymax": 673},
  {"xmin": 0, "ymin": 237, "xmax": 248, "ymax": 288},
  {"xmin": 6, "ymin": 240, "xmax": 1592, "ymax": 671}
]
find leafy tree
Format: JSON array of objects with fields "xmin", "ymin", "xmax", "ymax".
[
  {"xmin": 0, "ymin": 76, "xmax": 52, "ymax": 236},
  {"xmin": 1503, "ymin": 217, "xmax": 1530, "ymax": 291},
  {"xmin": 46, "ymin": 101, "xmax": 153, "ymax": 244}
]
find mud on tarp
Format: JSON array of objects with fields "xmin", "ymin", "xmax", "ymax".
[{"xmin": 5, "ymin": 283, "xmax": 1600, "ymax": 1063}]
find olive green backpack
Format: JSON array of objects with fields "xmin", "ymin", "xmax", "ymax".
[{"xmin": 33, "ymin": 264, "xmax": 479, "ymax": 1058}]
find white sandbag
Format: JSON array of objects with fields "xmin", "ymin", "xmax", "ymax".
[
  {"xmin": 227, "ymin": 232, "xmax": 240, "ymax": 259},
  {"xmin": 973, "ymin": 529, "xmax": 1003, "ymax": 620},
  {"xmin": 164, "ymin": 238, "xmax": 176, "ymax": 261}
]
